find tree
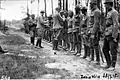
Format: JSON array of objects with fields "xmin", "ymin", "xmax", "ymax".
[{"xmin": 44, "ymin": 0, "xmax": 47, "ymax": 17}]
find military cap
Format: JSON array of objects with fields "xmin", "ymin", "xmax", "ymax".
[
  {"xmin": 104, "ymin": 0, "xmax": 114, "ymax": 4},
  {"xmin": 81, "ymin": 7, "xmax": 87, "ymax": 11},
  {"xmin": 40, "ymin": 10, "xmax": 45, "ymax": 13},
  {"xmin": 75, "ymin": 5, "xmax": 81, "ymax": 11}
]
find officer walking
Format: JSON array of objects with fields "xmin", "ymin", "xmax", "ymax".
[
  {"xmin": 89, "ymin": 0, "xmax": 101, "ymax": 64},
  {"xmin": 102, "ymin": 0, "xmax": 119, "ymax": 70}
]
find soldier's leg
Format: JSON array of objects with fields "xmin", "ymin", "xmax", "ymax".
[
  {"xmin": 90, "ymin": 46, "xmax": 94, "ymax": 61},
  {"xmin": 94, "ymin": 45, "xmax": 100, "ymax": 63},
  {"xmin": 76, "ymin": 35, "xmax": 82, "ymax": 56},
  {"xmin": 110, "ymin": 40, "xmax": 118, "ymax": 68},
  {"xmin": 87, "ymin": 46, "xmax": 90, "ymax": 57},
  {"xmin": 83, "ymin": 44, "xmax": 87, "ymax": 58},
  {"xmin": 36, "ymin": 38, "xmax": 40, "ymax": 47},
  {"xmin": 39, "ymin": 38, "xmax": 43, "ymax": 48},
  {"xmin": 102, "ymin": 38, "xmax": 111, "ymax": 68},
  {"xmin": 89, "ymin": 38, "xmax": 94, "ymax": 61}
]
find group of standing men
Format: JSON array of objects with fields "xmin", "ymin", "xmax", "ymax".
[
  {"xmin": 52, "ymin": 0, "xmax": 119, "ymax": 71},
  {"xmin": 24, "ymin": 0, "xmax": 119, "ymax": 71}
]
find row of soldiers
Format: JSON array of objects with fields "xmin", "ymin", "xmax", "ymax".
[
  {"xmin": 23, "ymin": 0, "xmax": 119, "ymax": 71},
  {"xmin": 52, "ymin": 0, "xmax": 120, "ymax": 71}
]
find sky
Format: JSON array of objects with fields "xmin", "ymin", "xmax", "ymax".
[{"xmin": 0, "ymin": 0, "xmax": 58, "ymax": 21}]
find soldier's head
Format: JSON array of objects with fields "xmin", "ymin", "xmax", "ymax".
[
  {"xmin": 64, "ymin": 11, "xmax": 68, "ymax": 18},
  {"xmin": 59, "ymin": 10, "xmax": 64, "ymax": 17},
  {"xmin": 81, "ymin": 7, "xmax": 87, "ymax": 15},
  {"xmin": 75, "ymin": 5, "xmax": 81, "ymax": 15},
  {"xmin": 104, "ymin": 0, "xmax": 114, "ymax": 9},
  {"xmin": 55, "ymin": 7, "xmax": 61, "ymax": 13},
  {"xmin": 31, "ymin": 14, "xmax": 35, "ymax": 19},
  {"xmin": 40, "ymin": 10, "xmax": 45, "ymax": 16},
  {"xmin": 68, "ymin": 10, "xmax": 74, "ymax": 18},
  {"xmin": 90, "ymin": 0, "xmax": 97, "ymax": 10}
]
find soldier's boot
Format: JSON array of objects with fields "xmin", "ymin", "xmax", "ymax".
[
  {"xmin": 52, "ymin": 39, "xmax": 56, "ymax": 50},
  {"xmin": 109, "ymin": 47, "xmax": 118, "ymax": 70},
  {"xmin": 108, "ymin": 55, "xmax": 117, "ymax": 70},
  {"xmin": 103, "ymin": 48, "xmax": 111, "ymax": 69},
  {"xmin": 36, "ymin": 39, "xmax": 40, "ymax": 47},
  {"xmin": 90, "ymin": 47, "xmax": 94, "ymax": 61},
  {"xmin": 53, "ymin": 40, "xmax": 59, "ymax": 51},
  {"xmin": 39, "ymin": 39, "xmax": 44, "ymax": 48},
  {"xmin": 87, "ymin": 46, "xmax": 90, "ymax": 57},
  {"xmin": 83, "ymin": 45, "xmax": 87, "ymax": 59},
  {"xmin": 76, "ymin": 43, "xmax": 81, "ymax": 56},
  {"xmin": 94, "ymin": 46, "xmax": 100, "ymax": 65}
]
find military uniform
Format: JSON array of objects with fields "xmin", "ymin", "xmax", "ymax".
[
  {"xmin": 52, "ymin": 9, "xmax": 64, "ymax": 50},
  {"xmin": 28, "ymin": 16, "xmax": 37, "ymax": 45},
  {"xmin": 102, "ymin": 0, "xmax": 119, "ymax": 69},
  {"xmin": 89, "ymin": 1, "xmax": 101, "ymax": 63},
  {"xmin": 73, "ymin": 6, "xmax": 82, "ymax": 55},
  {"xmin": 68, "ymin": 10, "xmax": 74, "ymax": 51},
  {"xmin": 36, "ymin": 11, "xmax": 48, "ymax": 48},
  {"xmin": 81, "ymin": 7, "xmax": 90, "ymax": 58}
]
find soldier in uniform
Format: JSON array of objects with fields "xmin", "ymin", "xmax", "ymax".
[
  {"xmin": 81, "ymin": 7, "xmax": 90, "ymax": 59},
  {"xmin": 62, "ymin": 11, "xmax": 69, "ymax": 50},
  {"xmin": 35, "ymin": 11, "xmax": 48, "ymax": 48},
  {"xmin": 28, "ymin": 14, "xmax": 37, "ymax": 46},
  {"xmin": 89, "ymin": 0, "xmax": 101, "ymax": 64},
  {"xmin": 52, "ymin": 7, "xmax": 64, "ymax": 51},
  {"xmin": 73, "ymin": 5, "xmax": 82, "ymax": 56},
  {"xmin": 102, "ymin": 0, "xmax": 119, "ymax": 70},
  {"xmin": 68, "ymin": 10, "xmax": 74, "ymax": 52}
]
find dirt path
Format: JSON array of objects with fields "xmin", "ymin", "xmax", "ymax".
[{"xmin": 1, "ymin": 26, "xmax": 120, "ymax": 79}]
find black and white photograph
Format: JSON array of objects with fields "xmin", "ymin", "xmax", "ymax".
[{"xmin": 0, "ymin": 0, "xmax": 120, "ymax": 79}]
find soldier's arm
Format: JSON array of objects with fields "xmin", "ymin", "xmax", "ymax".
[
  {"xmin": 92, "ymin": 11, "xmax": 101, "ymax": 35},
  {"xmin": 112, "ymin": 11, "xmax": 119, "ymax": 39}
]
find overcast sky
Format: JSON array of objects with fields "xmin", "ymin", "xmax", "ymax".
[{"xmin": 0, "ymin": 0, "xmax": 58, "ymax": 21}]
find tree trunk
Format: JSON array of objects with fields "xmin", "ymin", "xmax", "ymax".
[
  {"xmin": 66, "ymin": 0, "xmax": 68, "ymax": 11},
  {"xmin": 44, "ymin": 0, "xmax": 47, "ymax": 17},
  {"xmin": 51, "ymin": 0, "xmax": 54, "ymax": 14},
  {"xmin": 75, "ymin": 0, "xmax": 77, "ymax": 6}
]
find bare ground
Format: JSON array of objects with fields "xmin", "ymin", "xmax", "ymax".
[{"xmin": 0, "ymin": 25, "xmax": 120, "ymax": 79}]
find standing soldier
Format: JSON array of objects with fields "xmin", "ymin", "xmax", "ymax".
[
  {"xmin": 89, "ymin": 0, "xmax": 101, "ymax": 64},
  {"xmin": 81, "ymin": 7, "xmax": 90, "ymax": 59},
  {"xmin": 73, "ymin": 5, "xmax": 82, "ymax": 56},
  {"xmin": 102, "ymin": 0, "xmax": 119, "ymax": 70},
  {"xmin": 52, "ymin": 7, "xmax": 64, "ymax": 51},
  {"xmin": 35, "ymin": 11, "xmax": 48, "ymax": 48},
  {"xmin": 62, "ymin": 11, "xmax": 69, "ymax": 51},
  {"xmin": 28, "ymin": 14, "xmax": 37, "ymax": 46},
  {"xmin": 68, "ymin": 10, "xmax": 74, "ymax": 52}
]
